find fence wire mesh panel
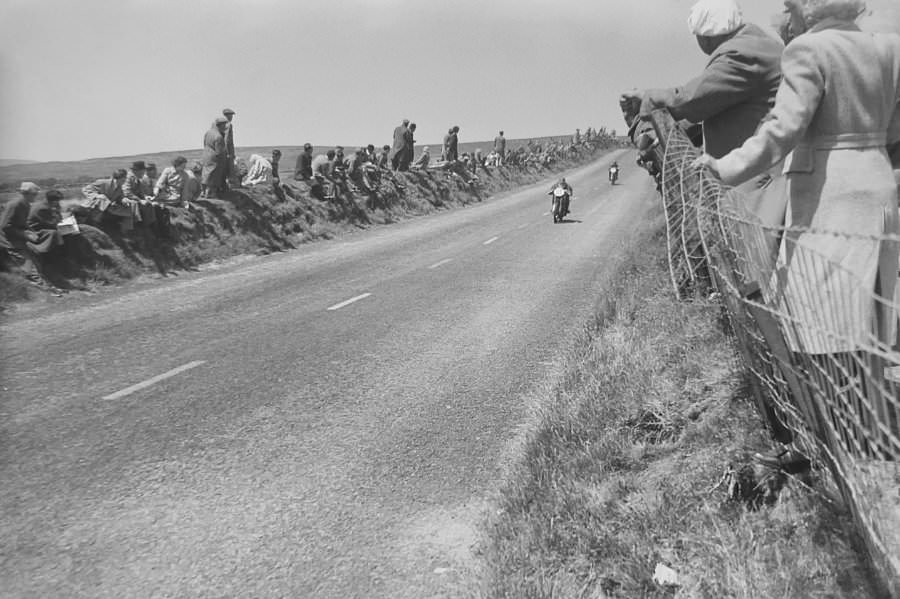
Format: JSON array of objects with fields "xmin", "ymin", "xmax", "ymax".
[{"xmin": 650, "ymin": 110, "xmax": 900, "ymax": 592}]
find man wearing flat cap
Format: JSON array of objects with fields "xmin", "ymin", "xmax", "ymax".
[
  {"xmin": 223, "ymin": 108, "xmax": 237, "ymax": 188},
  {"xmin": 123, "ymin": 160, "xmax": 156, "ymax": 227},
  {"xmin": 202, "ymin": 118, "xmax": 229, "ymax": 198}
]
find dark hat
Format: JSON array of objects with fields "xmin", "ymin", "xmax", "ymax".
[
  {"xmin": 131, "ymin": 160, "xmax": 146, "ymax": 170},
  {"xmin": 46, "ymin": 189, "xmax": 64, "ymax": 202},
  {"xmin": 223, "ymin": 108, "xmax": 236, "ymax": 115},
  {"xmin": 303, "ymin": 143, "xmax": 313, "ymax": 151}
]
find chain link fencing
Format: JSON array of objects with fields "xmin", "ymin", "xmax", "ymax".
[{"xmin": 641, "ymin": 109, "xmax": 900, "ymax": 594}]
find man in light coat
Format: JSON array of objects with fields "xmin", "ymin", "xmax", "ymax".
[{"xmin": 390, "ymin": 119, "xmax": 409, "ymax": 171}]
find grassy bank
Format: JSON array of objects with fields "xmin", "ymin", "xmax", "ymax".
[
  {"xmin": 476, "ymin": 210, "xmax": 883, "ymax": 598},
  {"xmin": 0, "ymin": 143, "xmax": 620, "ymax": 308}
]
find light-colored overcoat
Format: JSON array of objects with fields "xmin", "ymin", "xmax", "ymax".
[{"xmin": 717, "ymin": 19, "xmax": 900, "ymax": 354}]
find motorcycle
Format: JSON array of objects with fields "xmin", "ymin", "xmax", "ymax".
[
  {"xmin": 550, "ymin": 186, "xmax": 570, "ymax": 223},
  {"xmin": 608, "ymin": 164, "xmax": 619, "ymax": 184}
]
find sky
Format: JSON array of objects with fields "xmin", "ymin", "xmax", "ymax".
[{"xmin": 0, "ymin": 0, "xmax": 813, "ymax": 162}]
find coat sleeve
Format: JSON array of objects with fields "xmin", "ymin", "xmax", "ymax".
[
  {"xmin": 716, "ymin": 38, "xmax": 824, "ymax": 185},
  {"xmin": 643, "ymin": 50, "xmax": 764, "ymax": 124}
]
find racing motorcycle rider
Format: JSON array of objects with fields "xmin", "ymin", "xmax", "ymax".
[{"xmin": 549, "ymin": 177, "xmax": 573, "ymax": 218}]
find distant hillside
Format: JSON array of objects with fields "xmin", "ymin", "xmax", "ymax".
[{"xmin": 0, "ymin": 159, "xmax": 39, "ymax": 167}]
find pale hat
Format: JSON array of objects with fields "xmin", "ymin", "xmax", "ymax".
[
  {"xmin": 19, "ymin": 181, "xmax": 40, "ymax": 194},
  {"xmin": 688, "ymin": 0, "xmax": 743, "ymax": 36}
]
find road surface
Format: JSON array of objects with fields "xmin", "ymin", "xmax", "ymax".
[{"xmin": 1, "ymin": 152, "xmax": 655, "ymax": 598}]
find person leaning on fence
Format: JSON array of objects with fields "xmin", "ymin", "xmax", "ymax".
[{"xmin": 693, "ymin": 0, "xmax": 900, "ymax": 459}]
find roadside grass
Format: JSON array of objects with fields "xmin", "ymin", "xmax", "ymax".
[{"xmin": 477, "ymin": 213, "xmax": 883, "ymax": 598}]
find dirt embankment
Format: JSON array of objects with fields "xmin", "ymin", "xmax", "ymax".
[{"xmin": 0, "ymin": 143, "xmax": 620, "ymax": 306}]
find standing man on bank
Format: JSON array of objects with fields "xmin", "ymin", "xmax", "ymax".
[
  {"xmin": 493, "ymin": 130, "xmax": 507, "ymax": 165},
  {"xmin": 223, "ymin": 108, "xmax": 237, "ymax": 188},
  {"xmin": 391, "ymin": 119, "xmax": 409, "ymax": 171}
]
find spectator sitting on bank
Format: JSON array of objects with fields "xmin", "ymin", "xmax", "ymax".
[
  {"xmin": 183, "ymin": 162, "xmax": 203, "ymax": 205},
  {"xmin": 377, "ymin": 144, "xmax": 391, "ymax": 169},
  {"xmin": 28, "ymin": 188, "xmax": 69, "ymax": 254},
  {"xmin": 365, "ymin": 144, "xmax": 377, "ymax": 163},
  {"xmin": 243, "ymin": 154, "xmax": 273, "ymax": 186},
  {"xmin": 0, "ymin": 182, "xmax": 56, "ymax": 289},
  {"xmin": 155, "ymin": 156, "xmax": 190, "ymax": 207},
  {"xmin": 310, "ymin": 149, "xmax": 336, "ymax": 200},
  {"xmin": 411, "ymin": 146, "xmax": 431, "ymax": 170},
  {"xmin": 141, "ymin": 163, "xmax": 158, "ymax": 198},
  {"xmin": 486, "ymin": 150, "xmax": 500, "ymax": 167},
  {"xmin": 473, "ymin": 148, "xmax": 484, "ymax": 174},
  {"xmin": 295, "ymin": 143, "xmax": 314, "ymax": 181},
  {"xmin": 333, "ymin": 146, "xmax": 347, "ymax": 177},
  {"xmin": 123, "ymin": 160, "xmax": 156, "ymax": 228},
  {"xmin": 80, "ymin": 169, "xmax": 138, "ymax": 231}
]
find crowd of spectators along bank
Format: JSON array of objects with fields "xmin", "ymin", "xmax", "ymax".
[{"xmin": 0, "ymin": 105, "xmax": 607, "ymax": 292}]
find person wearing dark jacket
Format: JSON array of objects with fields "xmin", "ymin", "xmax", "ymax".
[
  {"xmin": 295, "ymin": 143, "xmax": 314, "ymax": 181},
  {"xmin": 0, "ymin": 182, "xmax": 50, "ymax": 285},
  {"xmin": 202, "ymin": 117, "xmax": 229, "ymax": 198},
  {"xmin": 390, "ymin": 119, "xmax": 409, "ymax": 171}
]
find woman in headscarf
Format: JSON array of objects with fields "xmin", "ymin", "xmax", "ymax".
[
  {"xmin": 694, "ymin": 0, "xmax": 900, "ymax": 457},
  {"xmin": 242, "ymin": 154, "xmax": 273, "ymax": 186}
]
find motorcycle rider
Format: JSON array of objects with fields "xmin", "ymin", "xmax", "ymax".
[
  {"xmin": 609, "ymin": 161, "xmax": 620, "ymax": 182},
  {"xmin": 549, "ymin": 177, "xmax": 573, "ymax": 218}
]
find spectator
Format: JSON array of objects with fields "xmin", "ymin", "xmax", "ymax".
[
  {"xmin": 400, "ymin": 123, "xmax": 416, "ymax": 170},
  {"xmin": 473, "ymin": 148, "xmax": 484, "ymax": 174},
  {"xmin": 442, "ymin": 127, "xmax": 453, "ymax": 161},
  {"xmin": 223, "ymin": 108, "xmax": 236, "ymax": 187},
  {"xmin": 411, "ymin": 146, "xmax": 430, "ymax": 170},
  {"xmin": 123, "ymin": 160, "xmax": 156, "ymax": 227},
  {"xmin": 243, "ymin": 154, "xmax": 273, "ymax": 186},
  {"xmin": 141, "ymin": 163, "xmax": 158, "ymax": 198},
  {"xmin": 295, "ymin": 143, "xmax": 314, "ymax": 181},
  {"xmin": 364, "ymin": 144, "xmax": 377, "ymax": 163},
  {"xmin": 447, "ymin": 126, "xmax": 460, "ymax": 162},
  {"xmin": 391, "ymin": 119, "xmax": 409, "ymax": 171},
  {"xmin": 493, "ymin": 130, "xmax": 506, "ymax": 165},
  {"xmin": 333, "ymin": 146, "xmax": 347, "ymax": 177},
  {"xmin": 377, "ymin": 144, "xmax": 391, "ymax": 169},
  {"xmin": 0, "ymin": 182, "xmax": 53, "ymax": 287},
  {"xmin": 202, "ymin": 117, "xmax": 229, "ymax": 198},
  {"xmin": 81, "ymin": 169, "xmax": 137, "ymax": 230},
  {"xmin": 310, "ymin": 149, "xmax": 336, "ymax": 200},
  {"xmin": 573, "ymin": 128, "xmax": 581, "ymax": 145},
  {"xmin": 694, "ymin": 0, "xmax": 900, "ymax": 455},
  {"xmin": 152, "ymin": 156, "xmax": 188, "ymax": 236},
  {"xmin": 183, "ymin": 162, "xmax": 203, "ymax": 204}
]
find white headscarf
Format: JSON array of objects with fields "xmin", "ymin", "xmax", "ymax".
[{"xmin": 688, "ymin": 0, "xmax": 743, "ymax": 36}]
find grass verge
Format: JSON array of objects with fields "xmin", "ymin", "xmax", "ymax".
[{"xmin": 476, "ymin": 210, "xmax": 885, "ymax": 598}]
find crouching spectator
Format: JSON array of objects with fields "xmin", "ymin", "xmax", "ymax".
[
  {"xmin": 310, "ymin": 150, "xmax": 336, "ymax": 201},
  {"xmin": 0, "ymin": 182, "xmax": 57, "ymax": 289},
  {"xmin": 411, "ymin": 146, "xmax": 431, "ymax": 170},
  {"xmin": 243, "ymin": 154, "xmax": 273, "ymax": 186},
  {"xmin": 80, "ymin": 169, "xmax": 138, "ymax": 231}
]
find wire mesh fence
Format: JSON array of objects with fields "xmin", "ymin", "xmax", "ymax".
[{"xmin": 644, "ymin": 109, "xmax": 900, "ymax": 593}]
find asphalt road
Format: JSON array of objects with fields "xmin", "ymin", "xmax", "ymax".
[{"xmin": 1, "ymin": 152, "xmax": 654, "ymax": 598}]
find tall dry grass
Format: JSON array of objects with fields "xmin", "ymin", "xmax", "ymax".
[{"xmin": 476, "ymin": 214, "xmax": 884, "ymax": 598}]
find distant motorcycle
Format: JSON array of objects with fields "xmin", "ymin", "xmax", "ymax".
[
  {"xmin": 550, "ymin": 186, "xmax": 570, "ymax": 223},
  {"xmin": 608, "ymin": 164, "xmax": 620, "ymax": 184}
]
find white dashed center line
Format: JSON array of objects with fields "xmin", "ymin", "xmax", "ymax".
[
  {"xmin": 103, "ymin": 360, "xmax": 207, "ymax": 400},
  {"xmin": 483, "ymin": 236, "xmax": 499, "ymax": 245},
  {"xmin": 542, "ymin": 211, "xmax": 550, "ymax": 216},
  {"xmin": 327, "ymin": 293, "xmax": 372, "ymax": 311},
  {"xmin": 429, "ymin": 258, "xmax": 453, "ymax": 269},
  {"xmin": 517, "ymin": 223, "xmax": 529, "ymax": 230}
]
